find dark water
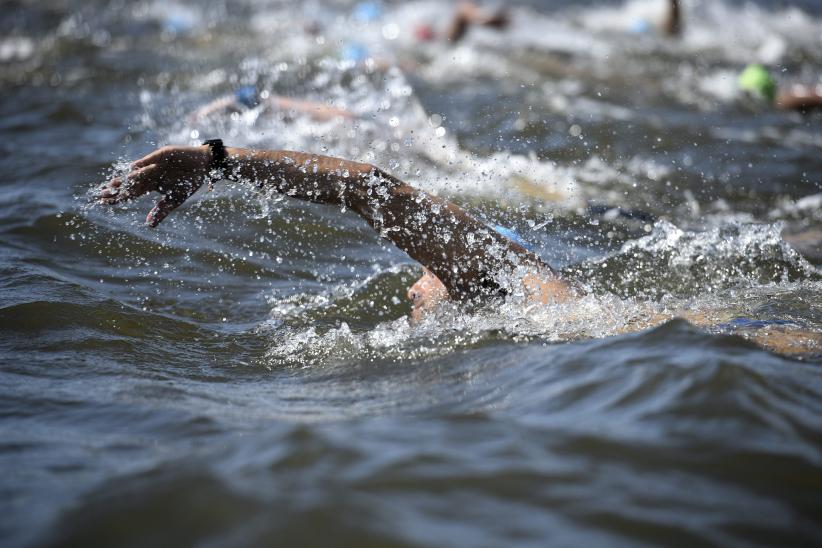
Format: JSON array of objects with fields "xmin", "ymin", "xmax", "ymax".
[{"xmin": 2, "ymin": 0, "xmax": 822, "ymax": 546}]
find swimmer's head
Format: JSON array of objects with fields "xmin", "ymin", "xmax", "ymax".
[
  {"xmin": 738, "ymin": 64, "xmax": 777, "ymax": 102},
  {"xmin": 407, "ymin": 225, "xmax": 533, "ymax": 320},
  {"xmin": 161, "ymin": 12, "xmax": 196, "ymax": 35},
  {"xmin": 234, "ymin": 85, "xmax": 260, "ymax": 109},
  {"xmin": 303, "ymin": 20, "xmax": 323, "ymax": 36},
  {"xmin": 414, "ymin": 23, "xmax": 437, "ymax": 42},
  {"xmin": 407, "ymin": 268, "xmax": 448, "ymax": 322},
  {"xmin": 491, "ymin": 225, "xmax": 533, "ymax": 251},
  {"xmin": 353, "ymin": 1, "xmax": 382, "ymax": 23},
  {"xmin": 340, "ymin": 42, "xmax": 370, "ymax": 64},
  {"xmin": 629, "ymin": 18, "xmax": 652, "ymax": 34}
]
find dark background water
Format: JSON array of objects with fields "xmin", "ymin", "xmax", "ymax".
[{"xmin": 1, "ymin": 0, "xmax": 821, "ymax": 546}]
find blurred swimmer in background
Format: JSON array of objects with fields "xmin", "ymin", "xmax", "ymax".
[
  {"xmin": 738, "ymin": 63, "xmax": 822, "ymax": 113},
  {"xmin": 189, "ymin": 86, "xmax": 354, "ymax": 123},
  {"xmin": 189, "ymin": 2, "xmax": 510, "ymax": 123},
  {"xmin": 626, "ymin": 0, "xmax": 681, "ymax": 37},
  {"xmin": 413, "ymin": 1, "xmax": 509, "ymax": 43}
]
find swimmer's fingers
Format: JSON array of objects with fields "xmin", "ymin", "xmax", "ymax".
[
  {"xmin": 146, "ymin": 173, "xmax": 205, "ymax": 227},
  {"xmin": 97, "ymin": 145, "xmax": 210, "ymax": 224},
  {"xmin": 98, "ymin": 165, "xmax": 202, "ymax": 225},
  {"xmin": 97, "ymin": 164, "xmax": 161, "ymax": 204},
  {"xmin": 146, "ymin": 187, "xmax": 193, "ymax": 227}
]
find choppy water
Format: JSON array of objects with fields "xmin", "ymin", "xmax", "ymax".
[{"xmin": 2, "ymin": 0, "xmax": 822, "ymax": 546}]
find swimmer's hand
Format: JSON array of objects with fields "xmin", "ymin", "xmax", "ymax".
[{"xmin": 96, "ymin": 145, "xmax": 210, "ymax": 227}]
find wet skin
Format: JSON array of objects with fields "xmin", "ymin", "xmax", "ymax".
[
  {"xmin": 776, "ymin": 85, "xmax": 822, "ymax": 113},
  {"xmin": 97, "ymin": 145, "xmax": 571, "ymax": 303},
  {"xmin": 407, "ymin": 269, "xmax": 449, "ymax": 322}
]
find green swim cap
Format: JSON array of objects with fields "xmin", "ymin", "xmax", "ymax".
[{"xmin": 738, "ymin": 64, "xmax": 776, "ymax": 102}]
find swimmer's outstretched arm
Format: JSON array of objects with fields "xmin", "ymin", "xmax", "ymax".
[
  {"xmin": 262, "ymin": 97, "xmax": 354, "ymax": 122},
  {"xmin": 188, "ymin": 95, "xmax": 245, "ymax": 122},
  {"xmin": 661, "ymin": 0, "xmax": 681, "ymax": 37},
  {"xmin": 96, "ymin": 145, "xmax": 561, "ymax": 300},
  {"xmin": 189, "ymin": 94, "xmax": 353, "ymax": 123},
  {"xmin": 776, "ymin": 86, "xmax": 822, "ymax": 113},
  {"xmin": 445, "ymin": 1, "xmax": 509, "ymax": 43}
]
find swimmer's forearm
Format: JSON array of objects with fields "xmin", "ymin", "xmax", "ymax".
[
  {"xmin": 662, "ymin": 0, "xmax": 681, "ymax": 36},
  {"xmin": 446, "ymin": 2, "xmax": 508, "ymax": 43},
  {"xmin": 775, "ymin": 90, "xmax": 822, "ymax": 112},
  {"xmin": 224, "ymin": 147, "xmax": 384, "ymax": 211},
  {"xmin": 224, "ymin": 147, "xmax": 551, "ymax": 299},
  {"xmin": 190, "ymin": 96, "xmax": 243, "ymax": 121},
  {"xmin": 227, "ymin": 146, "xmax": 356, "ymax": 183},
  {"xmin": 263, "ymin": 97, "xmax": 354, "ymax": 121}
]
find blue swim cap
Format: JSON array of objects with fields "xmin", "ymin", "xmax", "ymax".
[
  {"xmin": 340, "ymin": 42, "xmax": 369, "ymax": 63},
  {"xmin": 353, "ymin": 1, "xmax": 382, "ymax": 22},
  {"xmin": 492, "ymin": 225, "xmax": 533, "ymax": 251},
  {"xmin": 629, "ymin": 18, "xmax": 652, "ymax": 34},
  {"xmin": 234, "ymin": 85, "xmax": 259, "ymax": 109},
  {"xmin": 162, "ymin": 15, "xmax": 194, "ymax": 34}
]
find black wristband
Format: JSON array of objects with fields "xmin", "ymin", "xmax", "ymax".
[{"xmin": 202, "ymin": 138, "xmax": 229, "ymax": 179}]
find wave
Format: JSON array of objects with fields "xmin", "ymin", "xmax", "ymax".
[
  {"xmin": 570, "ymin": 220, "xmax": 821, "ymax": 299},
  {"xmin": 32, "ymin": 318, "xmax": 822, "ymax": 547},
  {"xmin": 254, "ymin": 221, "xmax": 820, "ymax": 368}
]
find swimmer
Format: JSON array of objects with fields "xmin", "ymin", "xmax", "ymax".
[
  {"xmin": 95, "ymin": 142, "xmax": 820, "ymax": 353},
  {"xmin": 415, "ymin": 1, "xmax": 509, "ymax": 44},
  {"xmin": 628, "ymin": 0, "xmax": 681, "ymax": 37},
  {"xmin": 95, "ymin": 141, "xmax": 573, "ymax": 314},
  {"xmin": 189, "ymin": 86, "xmax": 354, "ymax": 123},
  {"xmin": 333, "ymin": 2, "xmax": 510, "ymax": 73},
  {"xmin": 660, "ymin": 0, "xmax": 681, "ymax": 37},
  {"xmin": 738, "ymin": 63, "xmax": 822, "ymax": 114}
]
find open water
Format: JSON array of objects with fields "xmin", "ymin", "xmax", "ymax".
[{"xmin": 1, "ymin": 0, "xmax": 821, "ymax": 546}]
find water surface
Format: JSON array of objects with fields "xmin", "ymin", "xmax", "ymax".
[{"xmin": 1, "ymin": 0, "xmax": 821, "ymax": 546}]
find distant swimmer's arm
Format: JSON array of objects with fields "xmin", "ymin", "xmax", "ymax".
[
  {"xmin": 188, "ymin": 95, "xmax": 245, "ymax": 122},
  {"xmin": 263, "ymin": 96, "xmax": 354, "ymax": 122},
  {"xmin": 190, "ymin": 93, "xmax": 353, "ymax": 123},
  {"xmin": 445, "ymin": 1, "xmax": 509, "ymax": 43},
  {"xmin": 96, "ymin": 144, "xmax": 563, "ymax": 300},
  {"xmin": 660, "ymin": 0, "xmax": 681, "ymax": 37},
  {"xmin": 775, "ymin": 85, "xmax": 822, "ymax": 113}
]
